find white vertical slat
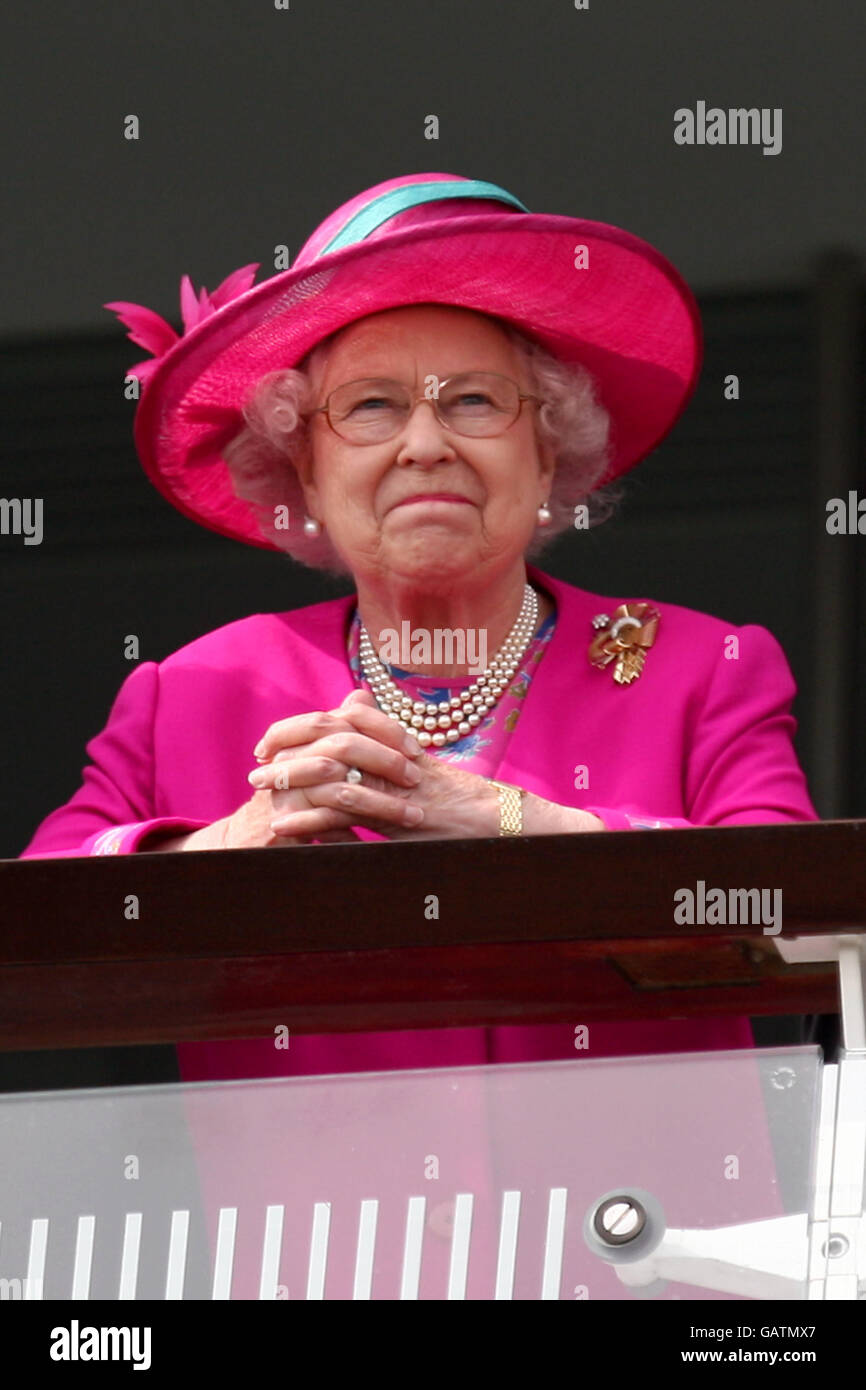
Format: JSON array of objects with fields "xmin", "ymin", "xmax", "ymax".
[
  {"xmin": 26, "ymin": 1218, "xmax": 48, "ymax": 1299},
  {"xmin": 118, "ymin": 1213, "xmax": 142, "ymax": 1300},
  {"xmin": 400, "ymin": 1196, "xmax": 426, "ymax": 1300},
  {"xmin": 258, "ymin": 1205, "xmax": 284, "ymax": 1301},
  {"xmin": 495, "ymin": 1190, "xmax": 521, "ymax": 1300},
  {"xmin": 212, "ymin": 1208, "xmax": 237, "ymax": 1301},
  {"xmin": 831, "ymin": 1054, "xmax": 866, "ymax": 1217},
  {"xmin": 306, "ymin": 1202, "xmax": 331, "ymax": 1300},
  {"xmin": 814, "ymin": 1063, "xmax": 838, "ymax": 1223},
  {"xmin": 446, "ymin": 1194, "xmax": 474, "ymax": 1300},
  {"xmin": 353, "ymin": 1200, "xmax": 378, "ymax": 1300},
  {"xmin": 71, "ymin": 1215, "xmax": 95, "ymax": 1299},
  {"xmin": 540, "ymin": 1188, "xmax": 567, "ymax": 1300},
  {"xmin": 164, "ymin": 1210, "xmax": 189, "ymax": 1300}
]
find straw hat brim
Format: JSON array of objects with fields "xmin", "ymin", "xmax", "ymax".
[{"xmin": 133, "ymin": 212, "xmax": 702, "ymax": 550}]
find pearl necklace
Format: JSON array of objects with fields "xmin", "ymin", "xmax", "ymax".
[{"xmin": 358, "ymin": 584, "xmax": 540, "ymax": 747}]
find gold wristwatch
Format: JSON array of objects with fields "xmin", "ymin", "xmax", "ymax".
[{"xmin": 489, "ymin": 779, "xmax": 526, "ymax": 836}]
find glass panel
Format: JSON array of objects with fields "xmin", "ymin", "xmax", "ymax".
[{"xmin": 0, "ymin": 1047, "xmax": 822, "ymax": 1300}]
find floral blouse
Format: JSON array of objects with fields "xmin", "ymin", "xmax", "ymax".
[{"xmin": 347, "ymin": 601, "xmax": 557, "ymax": 781}]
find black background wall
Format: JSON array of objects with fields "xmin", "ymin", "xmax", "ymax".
[{"xmin": 2, "ymin": 0, "xmax": 864, "ymax": 1088}]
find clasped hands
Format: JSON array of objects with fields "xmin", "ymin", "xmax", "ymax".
[
  {"xmin": 243, "ymin": 688, "xmax": 500, "ymax": 845},
  {"xmin": 222, "ymin": 688, "xmax": 604, "ymax": 848}
]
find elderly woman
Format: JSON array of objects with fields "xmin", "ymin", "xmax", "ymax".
[{"xmin": 20, "ymin": 172, "xmax": 818, "ymax": 1082}]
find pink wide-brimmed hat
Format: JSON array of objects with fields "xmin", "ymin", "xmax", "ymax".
[{"xmin": 106, "ymin": 172, "xmax": 702, "ymax": 551}]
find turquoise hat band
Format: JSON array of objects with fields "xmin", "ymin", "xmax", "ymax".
[{"xmin": 319, "ymin": 179, "xmax": 530, "ymax": 258}]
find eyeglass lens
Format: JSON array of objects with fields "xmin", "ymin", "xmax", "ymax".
[{"xmin": 325, "ymin": 373, "xmax": 521, "ymax": 440}]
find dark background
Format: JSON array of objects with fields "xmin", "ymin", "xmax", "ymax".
[{"xmin": 1, "ymin": 0, "xmax": 864, "ymax": 1088}]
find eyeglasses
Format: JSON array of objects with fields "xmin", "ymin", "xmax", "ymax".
[{"xmin": 307, "ymin": 372, "xmax": 541, "ymax": 444}]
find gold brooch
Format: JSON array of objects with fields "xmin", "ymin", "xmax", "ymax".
[{"xmin": 588, "ymin": 603, "xmax": 660, "ymax": 684}]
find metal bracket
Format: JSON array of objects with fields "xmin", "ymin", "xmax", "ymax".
[
  {"xmin": 585, "ymin": 1047, "xmax": 866, "ymax": 1298},
  {"xmin": 772, "ymin": 932, "xmax": 866, "ymax": 1053}
]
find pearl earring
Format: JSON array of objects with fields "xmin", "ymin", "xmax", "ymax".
[
  {"xmin": 537, "ymin": 503, "xmax": 552, "ymax": 527},
  {"xmin": 303, "ymin": 516, "xmax": 322, "ymax": 537}
]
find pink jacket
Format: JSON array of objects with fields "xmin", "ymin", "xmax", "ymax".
[{"xmin": 19, "ymin": 565, "xmax": 819, "ymax": 1078}]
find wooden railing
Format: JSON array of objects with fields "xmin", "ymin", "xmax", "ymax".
[{"xmin": 2, "ymin": 819, "xmax": 863, "ymax": 1050}]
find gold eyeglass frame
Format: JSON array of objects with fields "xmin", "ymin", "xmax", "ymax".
[{"xmin": 306, "ymin": 372, "xmax": 542, "ymax": 442}]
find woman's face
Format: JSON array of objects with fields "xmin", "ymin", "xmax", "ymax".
[{"xmin": 297, "ymin": 305, "xmax": 555, "ymax": 591}]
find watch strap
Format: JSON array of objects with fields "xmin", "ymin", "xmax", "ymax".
[{"xmin": 490, "ymin": 780, "xmax": 525, "ymax": 836}]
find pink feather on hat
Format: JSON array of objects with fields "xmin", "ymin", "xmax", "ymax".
[{"xmin": 105, "ymin": 262, "xmax": 260, "ymax": 384}]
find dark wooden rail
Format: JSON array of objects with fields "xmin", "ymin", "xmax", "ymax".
[{"xmin": 2, "ymin": 819, "xmax": 863, "ymax": 1049}]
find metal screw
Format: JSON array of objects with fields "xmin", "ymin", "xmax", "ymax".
[
  {"xmin": 822, "ymin": 1234, "xmax": 849, "ymax": 1259},
  {"xmin": 594, "ymin": 1196, "xmax": 647, "ymax": 1246},
  {"xmin": 770, "ymin": 1066, "xmax": 797, "ymax": 1090}
]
